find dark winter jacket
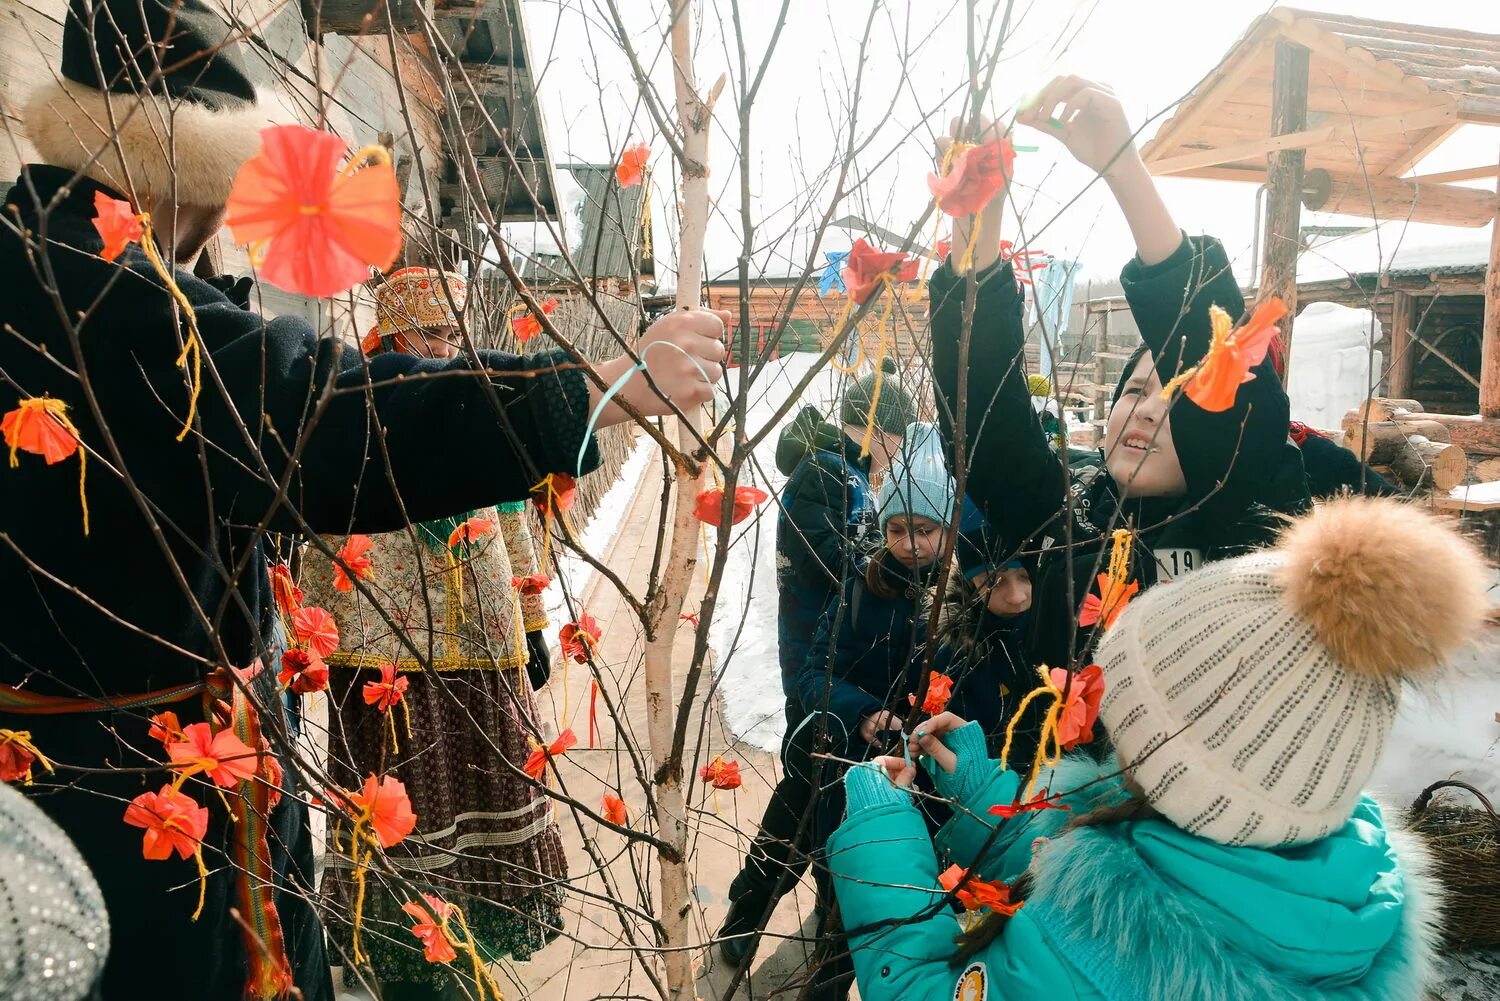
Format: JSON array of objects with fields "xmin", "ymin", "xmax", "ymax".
[
  {"xmin": 930, "ymin": 576, "xmax": 1033, "ymax": 759},
  {"xmin": 794, "ymin": 551, "xmax": 932, "ymax": 735},
  {"xmin": 0, "ymin": 168, "xmax": 600, "ymax": 1000},
  {"xmin": 1296, "ymin": 426, "xmax": 1398, "ymax": 498},
  {"xmin": 930, "ymin": 234, "xmax": 1307, "ymax": 669},
  {"xmin": 775, "ymin": 421, "xmax": 879, "ymax": 688}
]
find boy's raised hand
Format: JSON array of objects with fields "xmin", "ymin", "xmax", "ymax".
[{"xmin": 1018, "ymin": 76, "xmax": 1140, "ymax": 180}]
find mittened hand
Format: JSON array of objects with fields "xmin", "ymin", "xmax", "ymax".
[{"xmin": 203, "ymin": 274, "xmax": 255, "ymax": 309}]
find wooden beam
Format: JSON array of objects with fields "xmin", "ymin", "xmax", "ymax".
[
  {"xmin": 1170, "ymin": 165, "xmax": 1268, "ymax": 183},
  {"xmin": 1481, "ymin": 160, "xmax": 1500, "ymax": 418},
  {"xmin": 1412, "ymin": 164, "xmax": 1500, "ymax": 184},
  {"xmin": 1272, "ymin": 13, "xmax": 1433, "ymax": 99},
  {"xmin": 1301, "ymin": 168, "xmax": 1498, "ymax": 227},
  {"xmin": 1388, "ymin": 290, "xmax": 1414, "ymax": 398},
  {"xmin": 1149, "ymin": 103, "xmax": 1457, "ymax": 176},
  {"xmin": 1263, "ymin": 39, "xmax": 1310, "ymax": 379}
]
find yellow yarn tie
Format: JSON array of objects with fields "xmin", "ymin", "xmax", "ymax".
[
  {"xmin": 0, "ymin": 728, "xmax": 54, "ymax": 784},
  {"xmin": 999, "ymin": 663, "xmax": 1070, "ymax": 799},
  {"xmin": 7, "ymin": 398, "xmax": 90, "ymax": 535},
  {"xmin": 349, "ymin": 845, "xmax": 372, "ymax": 966},
  {"xmin": 1103, "ymin": 528, "xmax": 1133, "ymax": 589},
  {"xmin": 136, "ymin": 215, "xmax": 203, "ymax": 443},
  {"xmin": 857, "ymin": 286, "xmax": 897, "ymax": 459},
  {"xmin": 1160, "ymin": 304, "xmax": 1233, "ymax": 401},
  {"xmin": 445, "ymin": 549, "xmax": 467, "ymax": 625}
]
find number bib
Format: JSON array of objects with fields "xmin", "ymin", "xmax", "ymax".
[{"xmin": 1154, "ymin": 547, "xmax": 1203, "ymax": 582}]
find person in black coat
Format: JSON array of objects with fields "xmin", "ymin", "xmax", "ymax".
[
  {"xmin": 0, "ymin": 4, "xmax": 726, "ymax": 998},
  {"xmin": 929, "ymin": 78, "xmax": 1311, "ymax": 672}
]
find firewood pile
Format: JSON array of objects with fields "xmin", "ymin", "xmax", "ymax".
[{"xmin": 1340, "ymin": 398, "xmax": 1500, "ymax": 493}]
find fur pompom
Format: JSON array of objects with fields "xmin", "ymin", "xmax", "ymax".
[{"xmin": 1276, "ymin": 497, "xmax": 1491, "ymax": 678}]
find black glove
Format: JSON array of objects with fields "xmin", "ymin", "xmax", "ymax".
[
  {"xmin": 203, "ymin": 275, "xmax": 254, "ymax": 309},
  {"xmin": 525, "ymin": 630, "xmax": 553, "ymax": 691}
]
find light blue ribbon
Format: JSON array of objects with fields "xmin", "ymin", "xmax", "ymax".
[{"xmin": 576, "ymin": 337, "xmax": 721, "ymax": 477}]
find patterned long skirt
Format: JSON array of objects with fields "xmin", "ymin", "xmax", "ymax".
[{"xmin": 321, "ymin": 663, "xmax": 566, "ymax": 987}]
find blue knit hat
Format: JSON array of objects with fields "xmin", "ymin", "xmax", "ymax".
[{"xmin": 876, "ymin": 422, "xmax": 956, "ymax": 529}]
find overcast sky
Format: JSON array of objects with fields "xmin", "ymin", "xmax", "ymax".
[{"xmin": 516, "ymin": 0, "xmax": 1500, "ymax": 288}]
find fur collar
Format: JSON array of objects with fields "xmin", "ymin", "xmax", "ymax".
[{"xmin": 1023, "ymin": 758, "xmax": 1445, "ymax": 1001}]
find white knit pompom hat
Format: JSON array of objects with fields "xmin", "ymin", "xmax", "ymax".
[{"xmin": 1096, "ymin": 497, "xmax": 1491, "ymax": 848}]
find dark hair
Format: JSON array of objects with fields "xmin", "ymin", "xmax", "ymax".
[{"xmin": 949, "ymin": 793, "xmax": 1157, "ymax": 965}]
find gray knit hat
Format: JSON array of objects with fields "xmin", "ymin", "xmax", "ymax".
[
  {"xmin": 840, "ymin": 358, "xmax": 916, "ymax": 435},
  {"xmin": 1095, "ymin": 497, "xmax": 1490, "ymax": 849}
]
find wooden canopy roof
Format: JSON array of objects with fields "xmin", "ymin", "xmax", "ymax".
[{"xmin": 1140, "ymin": 7, "xmax": 1500, "ymax": 182}]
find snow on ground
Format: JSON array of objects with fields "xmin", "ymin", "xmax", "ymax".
[{"xmin": 709, "ymin": 354, "xmax": 840, "ymax": 752}]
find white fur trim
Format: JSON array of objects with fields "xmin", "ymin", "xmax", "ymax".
[{"xmin": 22, "ymin": 78, "xmax": 266, "ymax": 206}]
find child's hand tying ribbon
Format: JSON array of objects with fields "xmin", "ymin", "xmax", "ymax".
[
  {"xmin": 867, "ymin": 755, "xmax": 917, "ymax": 789},
  {"xmin": 586, "ymin": 306, "xmax": 730, "ymax": 427}
]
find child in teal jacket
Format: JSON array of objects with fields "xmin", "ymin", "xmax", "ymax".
[{"xmin": 825, "ymin": 495, "xmax": 1487, "ymax": 1001}]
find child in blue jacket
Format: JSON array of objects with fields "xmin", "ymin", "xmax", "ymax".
[{"xmin": 824, "ymin": 496, "xmax": 1484, "ymax": 1001}]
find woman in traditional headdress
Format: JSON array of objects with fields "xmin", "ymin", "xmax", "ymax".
[{"xmin": 304, "ymin": 268, "xmax": 566, "ymax": 1001}]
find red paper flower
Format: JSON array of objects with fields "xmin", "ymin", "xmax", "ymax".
[
  {"xmin": 92, "ymin": 191, "xmax": 143, "ymax": 262},
  {"xmin": 1051, "ymin": 665, "xmax": 1105, "ymax": 751},
  {"xmin": 260, "ymin": 745, "xmax": 285, "ymax": 811},
  {"xmin": 615, "ymin": 143, "xmax": 650, "ymax": 188},
  {"xmin": 523, "ymin": 729, "xmax": 578, "ymax": 781},
  {"xmin": 531, "ymin": 473, "xmax": 576, "ymax": 519},
  {"xmin": 124, "ymin": 785, "xmax": 209, "ymax": 860},
  {"xmin": 512, "ymin": 298, "xmax": 560, "ymax": 344},
  {"xmin": 0, "ymin": 735, "xmax": 39, "ymax": 784},
  {"xmin": 401, "ymin": 894, "xmax": 457, "ymax": 964},
  {"xmin": 601, "ymin": 792, "xmax": 629, "ymax": 826},
  {"xmin": 224, "ymin": 124, "xmax": 402, "ymax": 298},
  {"xmin": 148, "ymin": 711, "xmax": 183, "ymax": 747},
  {"xmin": 692, "ymin": 485, "xmax": 770, "ymax": 527},
  {"xmin": 279, "ymin": 648, "xmax": 330, "ymax": 695},
  {"xmin": 988, "ymin": 790, "xmax": 1072, "ymax": 819},
  {"xmin": 908, "ymin": 672, "xmax": 954, "ymax": 716},
  {"xmin": 934, "ymin": 234, "xmax": 953, "ymax": 260},
  {"xmin": 938, "ymin": 865, "xmax": 1024, "ymax": 915},
  {"xmin": 510, "ymin": 573, "xmax": 551, "ymax": 595},
  {"xmin": 1078, "ymin": 574, "xmax": 1139, "ymax": 630},
  {"xmin": 2, "ymin": 397, "xmax": 80, "ymax": 465},
  {"xmin": 699, "ymin": 756, "xmax": 742, "ymax": 790},
  {"xmin": 348, "ymin": 774, "xmax": 417, "ymax": 848},
  {"xmin": 268, "ymin": 563, "xmax": 303, "ymax": 616},
  {"xmin": 332, "ymin": 535, "xmax": 375, "ymax": 592},
  {"xmin": 362, "ymin": 663, "xmax": 409, "ymax": 712},
  {"xmin": 167, "ymin": 723, "xmax": 260, "ymax": 789},
  {"xmin": 928, "ymin": 139, "xmax": 1015, "ymax": 217},
  {"xmin": 1170, "ymin": 298, "xmax": 1289, "ymax": 413},
  {"xmin": 842, "ymin": 238, "xmax": 920, "ymax": 305},
  {"xmin": 291, "ymin": 606, "xmax": 340, "ymax": 658},
  {"xmin": 559, "ymin": 613, "xmax": 602, "ymax": 664},
  {"xmin": 447, "ymin": 517, "xmax": 496, "ymax": 549}
]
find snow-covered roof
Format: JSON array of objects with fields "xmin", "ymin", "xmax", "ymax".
[{"xmin": 1297, "ymin": 218, "xmax": 1493, "ymax": 283}]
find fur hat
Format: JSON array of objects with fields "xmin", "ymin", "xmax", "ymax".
[
  {"xmin": 23, "ymin": 0, "xmax": 266, "ymax": 206},
  {"xmin": 876, "ymin": 422, "xmax": 955, "ymax": 530},
  {"xmin": 362, "ymin": 268, "xmax": 468, "ymax": 354},
  {"xmin": 1096, "ymin": 497, "xmax": 1491, "ymax": 848}
]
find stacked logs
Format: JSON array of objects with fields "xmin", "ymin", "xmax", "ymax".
[{"xmin": 1341, "ymin": 399, "xmax": 1500, "ymax": 491}]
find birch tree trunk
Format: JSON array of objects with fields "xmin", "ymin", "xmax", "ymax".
[{"xmin": 645, "ymin": 2, "xmax": 720, "ymax": 997}]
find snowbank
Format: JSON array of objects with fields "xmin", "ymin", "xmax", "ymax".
[{"xmin": 1285, "ymin": 301, "xmax": 1383, "ymax": 430}]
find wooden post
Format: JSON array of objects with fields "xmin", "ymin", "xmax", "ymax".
[
  {"xmin": 1388, "ymin": 290, "xmax": 1414, "ymax": 399},
  {"xmin": 1481, "ymin": 160, "xmax": 1500, "ymax": 418},
  {"xmin": 1093, "ymin": 305, "xmax": 1110, "ymax": 444},
  {"xmin": 1261, "ymin": 40, "xmax": 1310, "ymax": 382}
]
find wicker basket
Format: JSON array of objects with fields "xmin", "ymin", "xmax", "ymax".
[{"xmin": 1408, "ymin": 780, "xmax": 1500, "ymax": 953}]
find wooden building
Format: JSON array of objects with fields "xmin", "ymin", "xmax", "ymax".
[{"xmin": 704, "ymin": 276, "xmax": 931, "ymax": 367}]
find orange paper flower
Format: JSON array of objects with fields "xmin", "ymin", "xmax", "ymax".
[
  {"xmin": 909, "ymin": 672, "xmax": 954, "ymax": 716},
  {"xmin": 531, "ymin": 473, "xmax": 576, "ymax": 519},
  {"xmin": 616, "ymin": 143, "xmax": 650, "ymax": 188},
  {"xmin": 291, "ymin": 606, "xmax": 340, "ymax": 658},
  {"xmin": 3, "ymin": 397, "xmax": 81, "ymax": 465},
  {"xmin": 0, "ymin": 731, "xmax": 45, "ymax": 784},
  {"xmin": 268, "ymin": 563, "xmax": 303, "ymax": 616},
  {"xmin": 362, "ymin": 663, "xmax": 409, "ymax": 712},
  {"xmin": 523, "ymin": 728, "xmax": 578, "ymax": 781},
  {"xmin": 928, "ymin": 139, "xmax": 1015, "ymax": 217},
  {"xmin": 447, "ymin": 517, "xmax": 496, "ymax": 549},
  {"xmin": 1163, "ymin": 298, "xmax": 1289, "ymax": 413},
  {"xmin": 601, "ymin": 792, "xmax": 629, "ymax": 826},
  {"xmin": 401, "ymin": 894, "xmax": 458, "ymax": 964},
  {"xmin": 699, "ymin": 756, "xmax": 742, "ymax": 791},
  {"xmin": 167, "ymin": 723, "xmax": 260, "ymax": 789},
  {"xmin": 842, "ymin": 238, "xmax": 920, "ymax": 306},
  {"xmin": 224, "ymin": 124, "xmax": 402, "ymax": 298},
  {"xmin": 512, "ymin": 298, "xmax": 560, "ymax": 343},
  {"xmin": 510, "ymin": 573, "xmax": 551, "ymax": 595},
  {"xmin": 1051, "ymin": 664, "xmax": 1106, "ymax": 752},
  {"xmin": 1078, "ymin": 573, "xmax": 1139, "ymax": 630},
  {"xmin": 148, "ymin": 711, "xmax": 183, "ymax": 747},
  {"xmin": 692, "ymin": 485, "xmax": 770, "ymax": 527},
  {"xmin": 988, "ymin": 790, "xmax": 1072, "ymax": 819},
  {"xmin": 279, "ymin": 648, "xmax": 330, "ymax": 695},
  {"xmin": 938, "ymin": 865, "xmax": 1024, "ymax": 915},
  {"xmin": 332, "ymin": 535, "xmax": 375, "ymax": 592},
  {"xmin": 92, "ymin": 190, "xmax": 143, "ymax": 262},
  {"xmin": 124, "ymin": 785, "xmax": 209, "ymax": 860},
  {"xmin": 348, "ymin": 774, "xmax": 417, "ymax": 848},
  {"xmin": 559, "ymin": 613, "xmax": 602, "ymax": 664}
]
